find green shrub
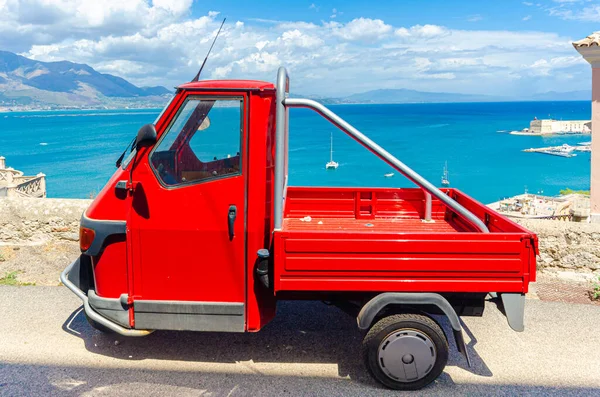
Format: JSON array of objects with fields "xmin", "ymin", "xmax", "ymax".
[
  {"xmin": 0, "ymin": 271, "xmax": 35, "ymax": 286},
  {"xmin": 559, "ymin": 188, "xmax": 590, "ymax": 196},
  {"xmin": 591, "ymin": 275, "xmax": 600, "ymax": 301}
]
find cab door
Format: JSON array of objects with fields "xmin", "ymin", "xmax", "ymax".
[{"xmin": 129, "ymin": 94, "xmax": 248, "ymax": 332}]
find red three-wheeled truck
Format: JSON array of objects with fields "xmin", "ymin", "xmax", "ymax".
[{"xmin": 62, "ymin": 67, "xmax": 538, "ymax": 390}]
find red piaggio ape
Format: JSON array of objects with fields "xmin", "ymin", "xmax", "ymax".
[{"xmin": 63, "ymin": 67, "xmax": 538, "ymax": 390}]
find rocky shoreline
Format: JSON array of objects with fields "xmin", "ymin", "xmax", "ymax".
[{"xmin": 1, "ymin": 197, "xmax": 599, "ymax": 286}]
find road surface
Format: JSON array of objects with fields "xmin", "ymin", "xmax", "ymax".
[{"xmin": 1, "ymin": 286, "xmax": 599, "ymax": 396}]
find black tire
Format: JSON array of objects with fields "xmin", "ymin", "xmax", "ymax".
[
  {"xmin": 362, "ymin": 313, "xmax": 448, "ymax": 390},
  {"xmin": 84, "ymin": 311, "xmax": 114, "ymax": 333}
]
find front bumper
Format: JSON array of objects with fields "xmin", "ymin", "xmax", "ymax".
[{"xmin": 61, "ymin": 258, "xmax": 153, "ymax": 337}]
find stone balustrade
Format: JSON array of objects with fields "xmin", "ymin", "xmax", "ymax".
[{"xmin": 0, "ymin": 156, "xmax": 46, "ymax": 198}]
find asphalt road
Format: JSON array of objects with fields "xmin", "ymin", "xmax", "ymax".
[{"xmin": 1, "ymin": 286, "xmax": 599, "ymax": 396}]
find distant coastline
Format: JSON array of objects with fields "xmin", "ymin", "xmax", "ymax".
[
  {"xmin": 0, "ymin": 105, "xmax": 165, "ymax": 113},
  {"xmin": 1, "ymin": 98, "xmax": 591, "ymax": 113}
]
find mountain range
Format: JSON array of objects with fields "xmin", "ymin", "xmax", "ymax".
[
  {"xmin": 0, "ymin": 51, "xmax": 170, "ymax": 110},
  {"xmin": 0, "ymin": 50, "xmax": 592, "ymax": 110}
]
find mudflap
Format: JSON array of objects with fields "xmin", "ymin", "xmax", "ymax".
[
  {"xmin": 453, "ymin": 329, "xmax": 471, "ymax": 367},
  {"xmin": 500, "ymin": 293, "xmax": 525, "ymax": 332}
]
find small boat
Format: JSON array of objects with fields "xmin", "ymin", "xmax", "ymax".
[
  {"xmin": 325, "ymin": 132, "xmax": 339, "ymax": 169},
  {"xmin": 384, "ymin": 172, "xmax": 394, "ymax": 178},
  {"xmin": 539, "ymin": 150, "xmax": 576, "ymax": 158},
  {"xmin": 441, "ymin": 161, "xmax": 450, "ymax": 186}
]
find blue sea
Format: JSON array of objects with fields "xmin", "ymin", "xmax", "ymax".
[{"xmin": 0, "ymin": 101, "xmax": 591, "ymax": 203}]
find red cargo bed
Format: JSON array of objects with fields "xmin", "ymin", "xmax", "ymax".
[
  {"xmin": 273, "ymin": 187, "xmax": 537, "ymax": 295},
  {"xmin": 283, "ymin": 217, "xmax": 463, "ymax": 233}
]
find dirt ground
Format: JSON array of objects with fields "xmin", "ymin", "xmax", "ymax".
[
  {"xmin": 0, "ymin": 242, "xmax": 81, "ymax": 285},
  {"xmin": 0, "ymin": 197, "xmax": 90, "ymax": 285}
]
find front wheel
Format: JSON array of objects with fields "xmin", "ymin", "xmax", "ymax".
[{"xmin": 362, "ymin": 313, "xmax": 448, "ymax": 390}]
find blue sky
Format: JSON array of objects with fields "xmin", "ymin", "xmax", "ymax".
[
  {"xmin": 200, "ymin": 0, "xmax": 598, "ymax": 38},
  {"xmin": 1, "ymin": 0, "xmax": 598, "ymax": 97}
]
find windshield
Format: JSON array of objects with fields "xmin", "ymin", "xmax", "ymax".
[
  {"xmin": 119, "ymin": 94, "xmax": 175, "ymax": 169},
  {"xmin": 150, "ymin": 97, "xmax": 243, "ymax": 186}
]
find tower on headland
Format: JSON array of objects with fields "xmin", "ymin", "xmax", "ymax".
[{"xmin": 573, "ymin": 32, "xmax": 600, "ymax": 222}]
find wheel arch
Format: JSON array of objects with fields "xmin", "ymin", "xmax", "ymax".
[{"xmin": 357, "ymin": 292, "xmax": 471, "ymax": 366}]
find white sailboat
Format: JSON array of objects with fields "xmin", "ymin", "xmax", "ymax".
[
  {"xmin": 441, "ymin": 161, "xmax": 450, "ymax": 186},
  {"xmin": 325, "ymin": 132, "xmax": 339, "ymax": 169}
]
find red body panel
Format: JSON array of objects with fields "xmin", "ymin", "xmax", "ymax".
[
  {"xmin": 92, "ymin": 236, "xmax": 127, "ymax": 298},
  {"xmin": 274, "ymin": 187, "xmax": 536, "ymax": 295}
]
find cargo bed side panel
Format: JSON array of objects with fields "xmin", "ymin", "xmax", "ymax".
[{"xmin": 274, "ymin": 231, "xmax": 533, "ymax": 294}]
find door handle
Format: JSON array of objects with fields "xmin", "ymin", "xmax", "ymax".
[{"xmin": 228, "ymin": 205, "xmax": 237, "ymax": 240}]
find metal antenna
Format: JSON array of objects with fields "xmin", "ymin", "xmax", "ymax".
[{"xmin": 191, "ymin": 18, "xmax": 226, "ymax": 82}]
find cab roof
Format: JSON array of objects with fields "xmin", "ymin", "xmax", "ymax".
[{"xmin": 178, "ymin": 79, "xmax": 275, "ymax": 91}]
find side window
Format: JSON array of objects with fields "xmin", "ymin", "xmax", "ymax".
[{"xmin": 150, "ymin": 98, "xmax": 243, "ymax": 186}]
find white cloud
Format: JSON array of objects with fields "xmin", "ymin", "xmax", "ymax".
[
  {"xmin": 527, "ymin": 56, "xmax": 586, "ymax": 76},
  {"xmin": 152, "ymin": 0, "xmax": 193, "ymax": 15},
  {"xmin": 522, "ymin": 15, "xmax": 532, "ymax": 21},
  {"xmin": 95, "ymin": 59, "xmax": 154, "ymax": 77},
  {"xmin": 395, "ymin": 24, "xmax": 449, "ymax": 39},
  {"xmin": 280, "ymin": 29, "xmax": 323, "ymax": 48},
  {"xmin": 550, "ymin": 5, "xmax": 600, "ymax": 22},
  {"xmin": 0, "ymin": 0, "xmax": 197, "ymax": 51},
  {"xmin": 328, "ymin": 18, "xmax": 392, "ymax": 41},
  {"xmin": 539, "ymin": 0, "xmax": 600, "ymax": 22},
  {"xmin": 329, "ymin": 8, "xmax": 343, "ymax": 20},
  {"xmin": 423, "ymin": 72, "xmax": 456, "ymax": 79},
  {"xmin": 3, "ymin": 2, "xmax": 592, "ymax": 96}
]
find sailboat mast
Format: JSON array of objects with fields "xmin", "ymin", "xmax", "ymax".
[{"xmin": 330, "ymin": 133, "xmax": 333, "ymax": 162}]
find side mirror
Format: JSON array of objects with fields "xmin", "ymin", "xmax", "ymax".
[{"xmin": 136, "ymin": 124, "xmax": 157, "ymax": 149}]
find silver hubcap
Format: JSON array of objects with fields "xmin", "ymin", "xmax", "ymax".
[{"xmin": 377, "ymin": 329, "xmax": 437, "ymax": 382}]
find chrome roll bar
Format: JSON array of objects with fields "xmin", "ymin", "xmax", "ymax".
[
  {"xmin": 274, "ymin": 67, "xmax": 489, "ymax": 233},
  {"xmin": 274, "ymin": 67, "xmax": 289, "ymax": 230}
]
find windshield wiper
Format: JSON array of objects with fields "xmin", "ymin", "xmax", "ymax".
[{"xmin": 115, "ymin": 136, "xmax": 137, "ymax": 168}]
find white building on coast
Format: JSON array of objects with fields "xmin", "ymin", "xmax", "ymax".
[{"xmin": 529, "ymin": 118, "xmax": 591, "ymax": 134}]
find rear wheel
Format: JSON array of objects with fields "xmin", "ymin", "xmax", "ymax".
[
  {"xmin": 84, "ymin": 311, "xmax": 114, "ymax": 333},
  {"xmin": 362, "ymin": 313, "xmax": 448, "ymax": 390}
]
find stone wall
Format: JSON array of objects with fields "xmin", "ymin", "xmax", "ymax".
[
  {"xmin": 0, "ymin": 197, "xmax": 91, "ymax": 285},
  {"xmin": 0, "ymin": 197, "xmax": 90, "ymax": 243},
  {"xmin": 1, "ymin": 197, "xmax": 599, "ymax": 286},
  {"xmin": 515, "ymin": 218, "xmax": 600, "ymax": 273}
]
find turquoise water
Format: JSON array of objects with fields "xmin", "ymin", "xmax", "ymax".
[{"xmin": 0, "ymin": 101, "xmax": 591, "ymax": 203}]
